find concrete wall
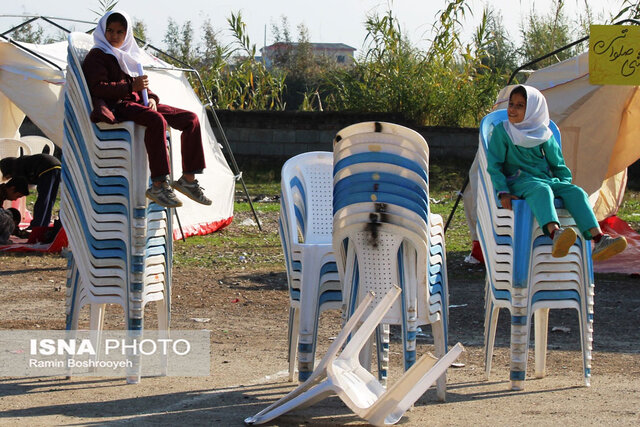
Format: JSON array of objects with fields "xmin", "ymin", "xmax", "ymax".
[{"xmin": 209, "ymin": 110, "xmax": 479, "ymax": 165}]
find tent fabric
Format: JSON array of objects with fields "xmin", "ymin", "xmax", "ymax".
[
  {"xmin": 0, "ymin": 40, "xmax": 66, "ymax": 143},
  {"xmin": 0, "ymin": 36, "xmax": 235, "ymax": 240}
]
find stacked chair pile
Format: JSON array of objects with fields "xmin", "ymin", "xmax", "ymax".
[
  {"xmin": 62, "ymin": 32, "xmax": 173, "ymax": 383},
  {"xmin": 331, "ymin": 121, "xmax": 450, "ymax": 399},
  {"xmin": 278, "ymin": 151, "xmax": 342, "ymax": 381},
  {"xmin": 247, "ymin": 121, "xmax": 463, "ymax": 426},
  {"xmin": 476, "ymin": 109, "xmax": 594, "ymax": 390}
]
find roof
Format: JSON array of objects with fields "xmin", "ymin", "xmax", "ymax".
[{"xmin": 262, "ymin": 42, "xmax": 356, "ymax": 52}]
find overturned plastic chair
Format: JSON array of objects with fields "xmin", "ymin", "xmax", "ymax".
[{"xmin": 245, "ymin": 286, "xmax": 463, "ymax": 426}]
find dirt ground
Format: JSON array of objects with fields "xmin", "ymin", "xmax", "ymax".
[{"xmin": 0, "ymin": 211, "xmax": 639, "ymax": 426}]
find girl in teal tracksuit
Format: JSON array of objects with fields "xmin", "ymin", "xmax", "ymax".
[{"xmin": 487, "ymin": 85, "xmax": 626, "ymax": 261}]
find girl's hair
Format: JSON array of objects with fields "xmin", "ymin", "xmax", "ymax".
[
  {"xmin": 106, "ymin": 12, "xmax": 127, "ymax": 29},
  {"xmin": 510, "ymin": 85, "xmax": 527, "ymax": 101}
]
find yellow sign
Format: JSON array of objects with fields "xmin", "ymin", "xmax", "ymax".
[{"xmin": 589, "ymin": 25, "xmax": 640, "ymax": 85}]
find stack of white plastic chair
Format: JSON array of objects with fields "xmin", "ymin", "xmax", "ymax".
[
  {"xmin": 332, "ymin": 121, "xmax": 449, "ymax": 400},
  {"xmin": 245, "ymin": 286, "xmax": 464, "ymax": 426},
  {"xmin": 476, "ymin": 109, "xmax": 594, "ymax": 391},
  {"xmin": 279, "ymin": 151, "xmax": 342, "ymax": 382},
  {"xmin": 62, "ymin": 32, "xmax": 172, "ymax": 383}
]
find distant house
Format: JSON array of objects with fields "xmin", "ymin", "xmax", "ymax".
[{"xmin": 260, "ymin": 42, "xmax": 356, "ymax": 68}]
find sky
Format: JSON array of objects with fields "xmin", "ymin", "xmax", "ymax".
[{"xmin": 1, "ymin": 0, "xmax": 621, "ymax": 54}]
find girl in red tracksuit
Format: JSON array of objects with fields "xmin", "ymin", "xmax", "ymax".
[{"xmin": 82, "ymin": 10, "xmax": 211, "ymax": 208}]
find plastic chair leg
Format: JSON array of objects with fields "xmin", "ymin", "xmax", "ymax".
[
  {"xmin": 534, "ymin": 308, "xmax": 550, "ymax": 379},
  {"xmin": 88, "ymin": 304, "xmax": 106, "ymax": 373},
  {"xmin": 365, "ymin": 343, "xmax": 464, "ymax": 426},
  {"xmin": 484, "ymin": 300, "xmax": 500, "ymax": 380},
  {"xmin": 297, "ymin": 248, "xmax": 324, "ymax": 381},
  {"xmin": 375, "ymin": 323, "xmax": 390, "ymax": 387},
  {"xmin": 287, "ymin": 306, "xmax": 300, "ymax": 381},
  {"xmin": 432, "ymin": 318, "xmax": 447, "ymax": 401}
]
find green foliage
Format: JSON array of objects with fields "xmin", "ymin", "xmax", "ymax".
[
  {"xmin": 90, "ymin": 0, "xmax": 118, "ymax": 18},
  {"xmin": 144, "ymin": 1, "xmax": 637, "ymax": 121},
  {"xmin": 9, "ymin": 19, "xmax": 65, "ymax": 44},
  {"xmin": 132, "ymin": 19, "xmax": 148, "ymax": 43},
  {"xmin": 208, "ymin": 12, "xmax": 286, "ymax": 110},
  {"xmin": 613, "ymin": 0, "xmax": 640, "ymax": 20},
  {"xmin": 9, "ymin": 20, "xmax": 45, "ymax": 43},
  {"xmin": 517, "ymin": 0, "xmax": 582, "ymax": 71},
  {"xmin": 268, "ymin": 17, "xmax": 337, "ymax": 111},
  {"xmin": 324, "ymin": 1, "xmax": 504, "ymax": 126}
]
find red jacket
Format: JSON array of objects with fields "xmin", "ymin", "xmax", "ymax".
[{"xmin": 82, "ymin": 48, "xmax": 159, "ymax": 123}]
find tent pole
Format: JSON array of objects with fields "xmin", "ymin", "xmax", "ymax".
[
  {"xmin": 444, "ymin": 175, "xmax": 469, "ymax": 233},
  {"xmin": 139, "ymin": 41, "xmax": 263, "ymax": 232}
]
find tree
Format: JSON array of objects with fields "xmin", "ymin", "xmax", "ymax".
[
  {"xmin": 9, "ymin": 20, "xmax": 45, "ymax": 43},
  {"xmin": 132, "ymin": 19, "xmax": 148, "ymax": 43},
  {"xmin": 518, "ymin": 0, "xmax": 580, "ymax": 70},
  {"xmin": 163, "ymin": 18, "xmax": 196, "ymax": 64},
  {"xmin": 268, "ymin": 17, "xmax": 333, "ymax": 110}
]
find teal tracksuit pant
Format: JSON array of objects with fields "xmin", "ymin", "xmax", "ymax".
[{"xmin": 509, "ymin": 177, "xmax": 599, "ymax": 239}]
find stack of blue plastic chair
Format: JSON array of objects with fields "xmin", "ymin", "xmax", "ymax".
[
  {"xmin": 477, "ymin": 110, "xmax": 594, "ymax": 391},
  {"xmin": 62, "ymin": 32, "xmax": 173, "ymax": 383},
  {"xmin": 279, "ymin": 151, "xmax": 342, "ymax": 382},
  {"xmin": 332, "ymin": 121, "xmax": 449, "ymax": 400}
]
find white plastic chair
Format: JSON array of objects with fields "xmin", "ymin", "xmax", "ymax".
[
  {"xmin": 279, "ymin": 151, "xmax": 341, "ymax": 381},
  {"xmin": 0, "ymin": 137, "xmax": 32, "ymax": 160},
  {"xmin": 245, "ymin": 286, "xmax": 464, "ymax": 426},
  {"xmin": 20, "ymin": 135, "xmax": 56, "ymax": 154}
]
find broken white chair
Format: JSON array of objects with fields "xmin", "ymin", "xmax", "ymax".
[{"xmin": 245, "ymin": 286, "xmax": 463, "ymax": 426}]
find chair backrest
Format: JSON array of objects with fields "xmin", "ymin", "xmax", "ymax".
[
  {"xmin": 280, "ymin": 151, "xmax": 333, "ymax": 245},
  {"xmin": 0, "ymin": 138, "xmax": 32, "ymax": 160},
  {"xmin": 479, "ymin": 109, "xmax": 561, "ymax": 152},
  {"xmin": 20, "ymin": 135, "xmax": 56, "ymax": 154}
]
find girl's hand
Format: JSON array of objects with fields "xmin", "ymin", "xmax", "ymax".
[
  {"xmin": 499, "ymin": 193, "xmax": 519, "ymax": 210},
  {"xmin": 132, "ymin": 75, "xmax": 149, "ymax": 92},
  {"xmin": 148, "ymin": 98, "xmax": 157, "ymax": 111}
]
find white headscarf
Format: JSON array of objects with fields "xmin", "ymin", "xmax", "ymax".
[
  {"xmin": 504, "ymin": 85, "xmax": 553, "ymax": 148},
  {"xmin": 93, "ymin": 10, "xmax": 149, "ymax": 77}
]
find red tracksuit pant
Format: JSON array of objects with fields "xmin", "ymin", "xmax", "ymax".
[{"xmin": 114, "ymin": 102, "xmax": 206, "ymax": 181}]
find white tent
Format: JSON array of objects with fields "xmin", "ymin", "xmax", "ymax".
[{"xmin": 0, "ymin": 36, "xmax": 235, "ymax": 239}]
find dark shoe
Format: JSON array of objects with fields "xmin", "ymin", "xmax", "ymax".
[
  {"xmin": 551, "ymin": 227, "xmax": 577, "ymax": 258},
  {"xmin": 592, "ymin": 234, "xmax": 627, "ymax": 262},
  {"xmin": 146, "ymin": 181, "xmax": 183, "ymax": 208},
  {"xmin": 172, "ymin": 176, "xmax": 212, "ymax": 205}
]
